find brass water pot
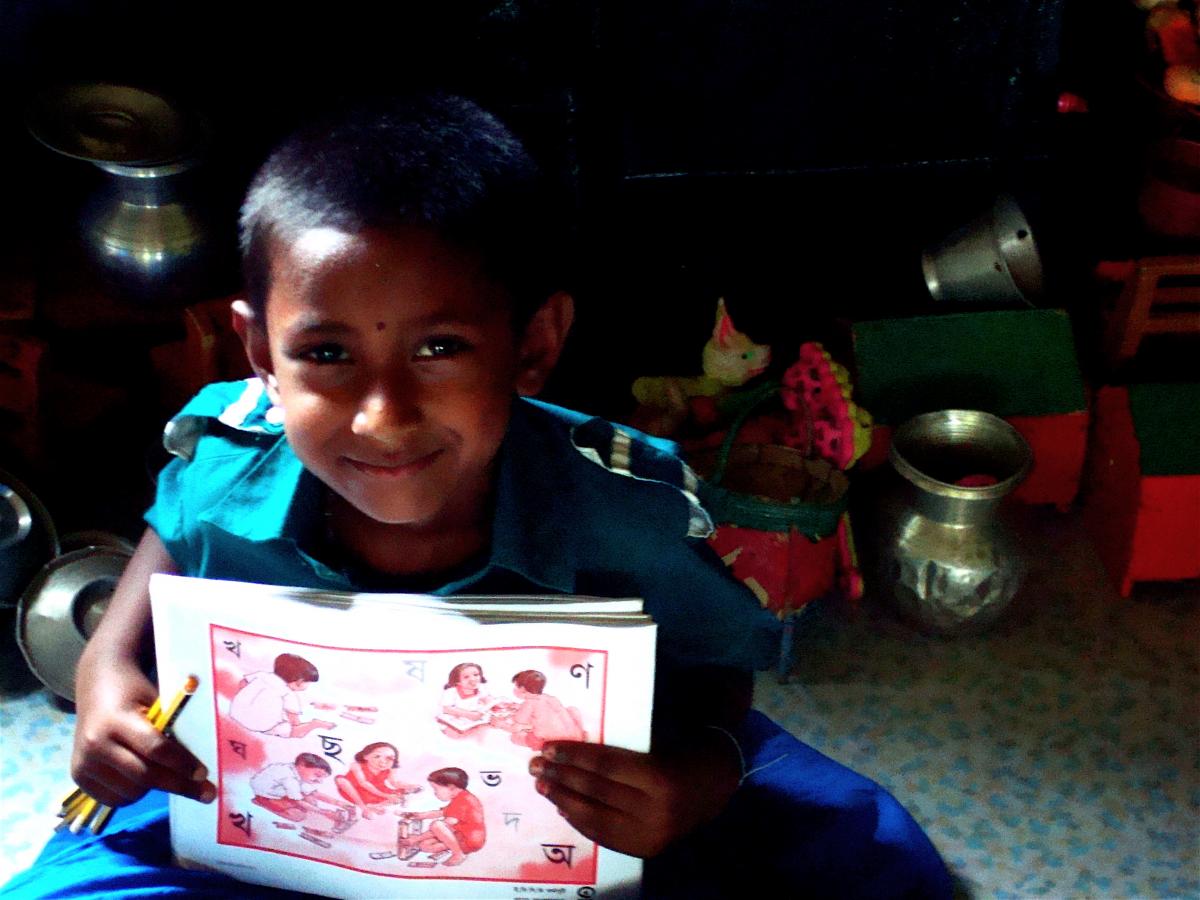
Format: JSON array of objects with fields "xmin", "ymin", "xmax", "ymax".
[{"xmin": 875, "ymin": 409, "xmax": 1032, "ymax": 634}]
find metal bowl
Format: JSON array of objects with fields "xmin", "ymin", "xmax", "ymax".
[
  {"xmin": 16, "ymin": 546, "xmax": 132, "ymax": 701},
  {"xmin": 0, "ymin": 469, "xmax": 60, "ymax": 608},
  {"xmin": 26, "ymin": 82, "xmax": 202, "ymax": 165}
]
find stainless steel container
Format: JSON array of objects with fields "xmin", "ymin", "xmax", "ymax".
[
  {"xmin": 921, "ymin": 194, "xmax": 1043, "ymax": 307},
  {"xmin": 27, "ymin": 82, "xmax": 218, "ymax": 302},
  {"xmin": 79, "ymin": 158, "xmax": 218, "ymax": 302},
  {"xmin": 0, "ymin": 470, "xmax": 60, "ymax": 608},
  {"xmin": 16, "ymin": 546, "xmax": 132, "ymax": 701},
  {"xmin": 876, "ymin": 409, "xmax": 1032, "ymax": 633}
]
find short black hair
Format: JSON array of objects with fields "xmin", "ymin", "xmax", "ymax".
[
  {"xmin": 428, "ymin": 766, "xmax": 469, "ymax": 790},
  {"xmin": 512, "ymin": 669, "xmax": 546, "ymax": 694},
  {"xmin": 274, "ymin": 653, "xmax": 319, "ymax": 684},
  {"xmin": 295, "ymin": 753, "xmax": 331, "ymax": 773},
  {"xmin": 239, "ymin": 92, "xmax": 567, "ymax": 326}
]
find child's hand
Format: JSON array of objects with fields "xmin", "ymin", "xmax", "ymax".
[
  {"xmin": 71, "ymin": 655, "xmax": 214, "ymax": 808},
  {"xmin": 529, "ymin": 734, "xmax": 740, "ymax": 858}
]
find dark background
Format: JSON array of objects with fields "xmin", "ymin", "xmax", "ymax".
[{"xmin": 0, "ymin": 0, "xmax": 1163, "ymax": 536}]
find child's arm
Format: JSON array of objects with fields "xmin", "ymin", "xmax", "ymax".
[
  {"xmin": 71, "ymin": 528, "xmax": 215, "ymax": 808},
  {"xmin": 384, "ymin": 773, "xmax": 423, "ymax": 794},
  {"xmin": 308, "ymin": 789, "xmax": 354, "ymax": 810},
  {"xmin": 529, "ymin": 664, "xmax": 750, "ymax": 859},
  {"xmin": 400, "ymin": 809, "xmax": 445, "ymax": 821}
]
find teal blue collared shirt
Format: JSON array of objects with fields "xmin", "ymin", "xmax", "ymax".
[{"xmin": 147, "ymin": 380, "xmax": 780, "ymax": 671}]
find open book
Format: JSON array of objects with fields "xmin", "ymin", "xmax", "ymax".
[{"xmin": 150, "ymin": 574, "xmax": 655, "ymax": 899}]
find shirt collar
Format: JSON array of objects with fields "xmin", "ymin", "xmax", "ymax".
[
  {"xmin": 199, "ymin": 394, "xmax": 579, "ymax": 593},
  {"xmin": 485, "ymin": 397, "xmax": 579, "ymax": 593}
]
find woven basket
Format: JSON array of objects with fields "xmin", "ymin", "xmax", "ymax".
[{"xmin": 688, "ymin": 387, "xmax": 849, "ymax": 536}]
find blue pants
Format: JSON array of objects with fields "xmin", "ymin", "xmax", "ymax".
[{"xmin": 2, "ymin": 712, "xmax": 951, "ymax": 899}]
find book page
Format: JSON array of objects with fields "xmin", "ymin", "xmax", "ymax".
[{"xmin": 151, "ymin": 574, "xmax": 654, "ymax": 899}]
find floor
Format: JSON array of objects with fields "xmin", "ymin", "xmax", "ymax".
[{"xmin": 1, "ymin": 508, "xmax": 1197, "ymax": 898}]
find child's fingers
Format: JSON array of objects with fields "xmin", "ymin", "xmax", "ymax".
[
  {"xmin": 529, "ymin": 756, "xmax": 644, "ymax": 813},
  {"xmin": 140, "ymin": 731, "xmax": 207, "ymax": 782},
  {"xmin": 109, "ymin": 739, "xmax": 214, "ymax": 805},
  {"xmin": 532, "ymin": 775, "xmax": 627, "ymax": 836},
  {"xmin": 76, "ymin": 758, "xmax": 150, "ymax": 808},
  {"xmin": 540, "ymin": 742, "xmax": 661, "ymax": 793},
  {"xmin": 535, "ymin": 776, "xmax": 670, "ymax": 858}
]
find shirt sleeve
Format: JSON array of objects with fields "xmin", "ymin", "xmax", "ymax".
[{"xmin": 144, "ymin": 456, "xmax": 194, "ymax": 570}]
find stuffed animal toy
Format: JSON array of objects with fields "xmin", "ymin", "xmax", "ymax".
[{"xmin": 630, "ymin": 298, "xmax": 771, "ymax": 436}]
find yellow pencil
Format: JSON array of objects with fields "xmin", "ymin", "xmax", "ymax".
[
  {"xmin": 55, "ymin": 676, "xmax": 200, "ymax": 836},
  {"xmin": 59, "ymin": 694, "xmax": 163, "ymax": 810},
  {"xmin": 152, "ymin": 675, "xmax": 199, "ymax": 733},
  {"xmin": 89, "ymin": 805, "xmax": 115, "ymax": 834},
  {"xmin": 59, "ymin": 787, "xmax": 83, "ymax": 812},
  {"xmin": 69, "ymin": 797, "xmax": 98, "ymax": 833}
]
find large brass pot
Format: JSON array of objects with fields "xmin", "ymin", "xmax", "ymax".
[{"xmin": 875, "ymin": 409, "xmax": 1032, "ymax": 634}]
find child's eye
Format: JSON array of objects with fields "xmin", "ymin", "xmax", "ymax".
[
  {"xmin": 301, "ymin": 343, "xmax": 350, "ymax": 365},
  {"xmin": 414, "ymin": 337, "xmax": 469, "ymax": 359}
]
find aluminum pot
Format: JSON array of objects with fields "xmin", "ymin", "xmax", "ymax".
[
  {"xmin": 874, "ymin": 409, "xmax": 1032, "ymax": 634},
  {"xmin": 921, "ymin": 194, "xmax": 1043, "ymax": 307},
  {"xmin": 16, "ymin": 546, "xmax": 131, "ymax": 700},
  {"xmin": 0, "ymin": 469, "xmax": 60, "ymax": 608}
]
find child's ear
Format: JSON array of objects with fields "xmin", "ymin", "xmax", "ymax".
[
  {"xmin": 231, "ymin": 299, "xmax": 282, "ymax": 406},
  {"xmin": 515, "ymin": 291, "xmax": 574, "ymax": 397}
]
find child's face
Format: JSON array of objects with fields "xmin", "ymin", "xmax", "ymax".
[
  {"xmin": 364, "ymin": 747, "xmax": 396, "ymax": 771},
  {"xmin": 430, "ymin": 781, "xmax": 456, "ymax": 801},
  {"xmin": 457, "ymin": 666, "xmax": 482, "ymax": 692},
  {"xmin": 254, "ymin": 226, "xmax": 546, "ymax": 532},
  {"xmin": 298, "ymin": 765, "xmax": 328, "ymax": 784}
]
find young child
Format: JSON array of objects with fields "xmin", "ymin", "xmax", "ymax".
[
  {"xmin": 333, "ymin": 741, "xmax": 421, "ymax": 818},
  {"xmin": 396, "ymin": 767, "xmax": 486, "ymax": 866},
  {"xmin": 495, "ymin": 669, "xmax": 586, "ymax": 750},
  {"xmin": 229, "ymin": 652, "xmax": 335, "ymax": 738},
  {"xmin": 1, "ymin": 93, "xmax": 951, "ymax": 899},
  {"xmin": 249, "ymin": 753, "xmax": 353, "ymax": 829},
  {"xmin": 436, "ymin": 661, "xmax": 498, "ymax": 736}
]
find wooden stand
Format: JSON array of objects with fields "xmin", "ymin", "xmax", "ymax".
[{"xmin": 1103, "ymin": 255, "xmax": 1200, "ymax": 369}]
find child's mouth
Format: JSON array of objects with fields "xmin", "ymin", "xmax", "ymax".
[{"xmin": 345, "ymin": 450, "xmax": 442, "ymax": 478}]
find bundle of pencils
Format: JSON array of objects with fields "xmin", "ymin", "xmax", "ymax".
[{"xmin": 57, "ymin": 676, "xmax": 199, "ymax": 835}]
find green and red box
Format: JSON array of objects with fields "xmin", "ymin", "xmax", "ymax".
[
  {"xmin": 851, "ymin": 309, "xmax": 1090, "ymax": 508},
  {"xmin": 1083, "ymin": 383, "xmax": 1200, "ymax": 597}
]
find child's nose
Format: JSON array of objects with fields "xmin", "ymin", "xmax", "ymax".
[{"xmin": 351, "ymin": 380, "xmax": 420, "ymax": 442}]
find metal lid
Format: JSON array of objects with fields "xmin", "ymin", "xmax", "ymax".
[
  {"xmin": 26, "ymin": 82, "xmax": 203, "ymax": 166},
  {"xmin": 16, "ymin": 546, "xmax": 132, "ymax": 701},
  {"xmin": 0, "ymin": 470, "xmax": 60, "ymax": 607}
]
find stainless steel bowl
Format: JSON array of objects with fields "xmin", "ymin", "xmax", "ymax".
[
  {"xmin": 26, "ymin": 82, "xmax": 201, "ymax": 165},
  {"xmin": 16, "ymin": 546, "xmax": 132, "ymax": 701},
  {"xmin": 0, "ymin": 469, "xmax": 60, "ymax": 608}
]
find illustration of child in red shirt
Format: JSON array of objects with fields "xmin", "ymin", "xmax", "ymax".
[{"xmin": 397, "ymin": 767, "xmax": 486, "ymax": 866}]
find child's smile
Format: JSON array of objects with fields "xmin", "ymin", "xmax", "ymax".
[{"xmin": 256, "ymin": 226, "xmax": 531, "ymax": 568}]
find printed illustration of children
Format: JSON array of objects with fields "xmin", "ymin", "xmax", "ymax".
[
  {"xmin": 396, "ymin": 768, "xmax": 486, "ymax": 866},
  {"xmin": 334, "ymin": 742, "xmax": 422, "ymax": 818},
  {"xmin": 228, "ymin": 653, "xmax": 335, "ymax": 738},
  {"xmin": 436, "ymin": 662, "xmax": 499, "ymax": 736},
  {"xmin": 249, "ymin": 753, "xmax": 355, "ymax": 831},
  {"xmin": 493, "ymin": 670, "xmax": 586, "ymax": 751}
]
